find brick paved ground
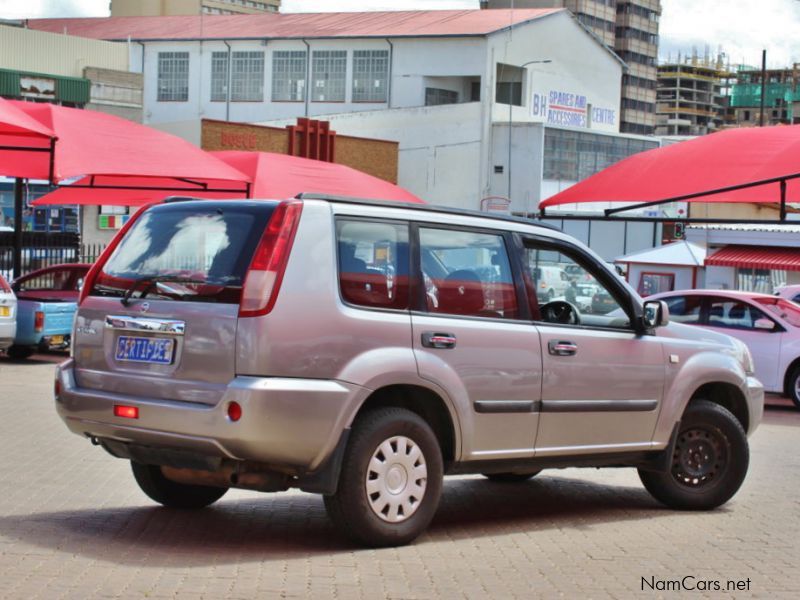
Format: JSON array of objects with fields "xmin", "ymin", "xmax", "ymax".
[{"xmin": 0, "ymin": 353, "xmax": 798, "ymax": 599}]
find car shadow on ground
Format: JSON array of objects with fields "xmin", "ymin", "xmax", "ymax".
[{"xmin": 0, "ymin": 473, "xmax": 678, "ymax": 565}]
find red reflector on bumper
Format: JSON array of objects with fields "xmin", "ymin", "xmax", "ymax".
[{"xmin": 114, "ymin": 405, "xmax": 139, "ymax": 419}]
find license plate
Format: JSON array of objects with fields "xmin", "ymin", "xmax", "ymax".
[
  {"xmin": 0, "ymin": 306, "xmax": 8, "ymax": 317},
  {"xmin": 49, "ymin": 335, "xmax": 64, "ymax": 345},
  {"xmin": 115, "ymin": 336, "xmax": 175, "ymax": 365}
]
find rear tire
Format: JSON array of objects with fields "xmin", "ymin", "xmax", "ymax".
[
  {"xmin": 131, "ymin": 462, "xmax": 228, "ymax": 509},
  {"xmin": 787, "ymin": 365, "xmax": 800, "ymax": 409},
  {"xmin": 638, "ymin": 400, "xmax": 748, "ymax": 510},
  {"xmin": 324, "ymin": 407, "xmax": 443, "ymax": 547},
  {"xmin": 7, "ymin": 345, "xmax": 34, "ymax": 360},
  {"xmin": 482, "ymin": 471, "xmax": 541, "ymax": 482}
]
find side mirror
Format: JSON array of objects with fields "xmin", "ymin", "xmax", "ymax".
[
  {"xmin": 642, "ymin": 299, "xmax": 670, "ymax": 329},
  {"xmin": 754, "ymin": 318, "xmax": 776, "ymax": 331}
]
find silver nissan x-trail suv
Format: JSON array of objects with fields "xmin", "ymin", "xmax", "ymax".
[{"xmin": 55, "ymin": 196, "xmax": 764, "ymax": 547}]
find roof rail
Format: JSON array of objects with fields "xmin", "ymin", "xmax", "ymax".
[{"xmin": 294, "ymin": 193, "xmax": 560, "ymax": 231}]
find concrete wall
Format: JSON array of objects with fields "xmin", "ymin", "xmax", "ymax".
[{"xmin": 259, "ymin": 102, "xmax": 483, "ymax": 208}]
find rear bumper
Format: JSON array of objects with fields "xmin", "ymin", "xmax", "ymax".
[
  {"xmin": 55, "ymin": 359, "xmax": 366, "ymax": 473},
  {"xmin": 745, "ymin": 375, "xmax": 764, "ymax": 436}
]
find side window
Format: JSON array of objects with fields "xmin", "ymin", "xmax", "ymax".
[
  {"xmin": 664, "ymin": 295, "xmax": 702, "ymax": 324},
  {"xmin": 418, "ymin": 227, "xmax": 518, "ymax": 319},
  {"xmin": 522, "ymin": 241, "xmax": 630, "ymax": 329},
  {"xmin": 336, "ymin": 219, "xmax": 408, "ymax": 310},
  {"xmin": 706, "ymin": 297, "xmax": 767, "ymax": 330}
]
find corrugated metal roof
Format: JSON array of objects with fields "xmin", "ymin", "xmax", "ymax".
[
  {"xmin": 688, "ymin": 223, "xmax": 800, "ymax": 234},
  {"xmin": 705, "ymin": 245, "xmax": 800, "ymax": 272},
  {"xmin": 615, "ymin": 241, "xmax": 707, "ymax": 267},
  {"xmin": 26, "ymin": 9, "xmax": 563, "ymax": 41}
]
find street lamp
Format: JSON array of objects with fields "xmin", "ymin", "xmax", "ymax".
[{"xmin": 507, "ymin": 59, "xmax": 551, "ymax": 201}]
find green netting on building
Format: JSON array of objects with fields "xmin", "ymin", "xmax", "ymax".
[{"xmin": 729, "ymin": 82, "xmax": 795, "ymax": 108}]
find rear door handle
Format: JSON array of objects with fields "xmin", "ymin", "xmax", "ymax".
[
  {"xmin": 548, "ymin": 340, "xmax": 577, "ymax": 356},
  {"xmin": 422, "ymin": 332, "xmax": 457, "ymax": 349}
]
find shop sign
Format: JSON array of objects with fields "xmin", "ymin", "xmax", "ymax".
[
  {"xmin": 531, "ymin": 89, "xmax": 616, "ymax": 128},
  {"xmin": 20, "ymin": 75, "xmax": 56, "ymax": 99}
]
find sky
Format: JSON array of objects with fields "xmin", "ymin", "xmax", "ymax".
[{"xmin": 0, "ymin": 0, "xmax": 798, "ymax": 68}]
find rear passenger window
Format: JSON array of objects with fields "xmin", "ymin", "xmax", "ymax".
[
  {"xmin": 419, "ymin": 228, "xmax": 518, "ymax": 319},
  {"xmin": 706, "ymin": 298, "xmax": 767, "ymax": 330},
  {"xmin": 336, "ymin": 220, "xmax": 409, "ymax": 310}
]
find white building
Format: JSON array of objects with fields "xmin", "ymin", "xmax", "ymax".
[{"xmin": 30, "ymin": 9, "xmax": 658, "ymax": 212}]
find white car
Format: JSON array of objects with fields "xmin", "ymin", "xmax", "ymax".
[
  {"xmin": 775, "ymin": 285, "xmax": 800, "ymax": 304},
  {"xmin": 0, "ymin": 273, "xmax": 17, "ymax": 352},
  {"xmin": 649, "ymin": 289, "xmax": 800, "ymax": 409}
]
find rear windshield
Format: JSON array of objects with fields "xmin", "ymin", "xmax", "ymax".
[{"xmin": 92, "ymin": 202, "xmax": 276, "ymax": 304}]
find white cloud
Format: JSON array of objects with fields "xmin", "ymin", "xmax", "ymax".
[
  {"xmin": 659, "ymin": 0, "xmax": 800, "ymax": 68},
  {"xmin": 0, "ymin": 0, "xmax": 108, "ymax": 18}
]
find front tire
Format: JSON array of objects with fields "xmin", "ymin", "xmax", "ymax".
[
  {"xmin": 639, "ymin": 400, "xmax": 748, "ymax": 510},
  {"xmin": 131, "ymin": 462, "xmax": 228, "ymax": 509},
  {"xmin": 787, "ymin": 365, "xmax": 800, "ymax": 409},
  {"xmin": 324, "ymin": 407, "xmax": 443, "ymax": 547}
]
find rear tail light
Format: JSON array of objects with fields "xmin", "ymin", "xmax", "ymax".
[
  {"xmin": 34, "ymin": 311, "xmax": 44, "ymax": 332},
  {"xmin": 113, "ymin": 405, "xmax": 139, "ymax": 419},
  {"xmin": 227, "ymin": 401, "xmax": 242, "ymax": 422},
  {"xmin": 0, "ymin": 277, "xmax": 11, "ymax": 293},
  {"xmin": 79, "ymin": 204, "xmax": 156, "ymax": 305},
  {"xmin": 239, "ymin": 200, "xmax": 303, "ymax": 317}
]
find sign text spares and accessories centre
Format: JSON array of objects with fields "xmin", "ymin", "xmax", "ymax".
[{"xmin": 531, "ymin": 90, "xmax": 616, "ymax": 128}]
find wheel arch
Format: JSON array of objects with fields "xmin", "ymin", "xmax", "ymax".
[
  {"xmin": 782, "ymin": 356, "xmax": 800, "ymax": 399},
  {"xmin": 689, "ymin": 382, "xmax": 749, "ymax": 432},
  {"xmin": 354, "ymin": 384, "xmax": 457, "ymax": 464}
]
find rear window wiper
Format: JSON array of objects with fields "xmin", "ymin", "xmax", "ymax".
[{"xmin": 121, "ymin": 275, "xmax": 206, "ymax": 306}]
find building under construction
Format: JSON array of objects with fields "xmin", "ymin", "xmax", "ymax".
[
  {"xmin": 726, "ymin": 64, "xmax": 800, "ymax": 127},
  {"xmin": 655, "ymin": 54, "xmax": 733, "ymax": 136}
]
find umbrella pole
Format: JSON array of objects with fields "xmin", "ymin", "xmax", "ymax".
[{"xmin": 12, "ymin": 178, "xmax": 23, "ymax": 280}]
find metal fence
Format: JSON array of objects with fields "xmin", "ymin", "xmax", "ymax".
[{"xmin": 0, "ymin": 232, "xmax": 105, "ymax": 280}]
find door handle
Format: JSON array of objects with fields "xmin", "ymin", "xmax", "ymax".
[
  {"xmin": 422, "ymin": 332, "xmax": 457, "ymax": 349},
  {"xmin": 548, "ymin": 340, "xmax": 577, "ymax": 356}
]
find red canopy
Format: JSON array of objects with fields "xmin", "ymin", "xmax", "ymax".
[
  {"xmin": 34, "ymin": 151, "xmax": 424, "ymax": 205},
  {"xmin": 540, "ymin": 125, "xmax": 800, "ymax": 210},
  {"xmin": 213, "ymin": 151, "xmax": 423, "ymax": 203},
  {"xmin": 0, "ymin": 100, "xmax": 249, "ymax": 191}
]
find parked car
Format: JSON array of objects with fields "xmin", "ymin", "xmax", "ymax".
[
  {"xmin": 775, "ymin": 284, "xmax": 800, "ymax": 304},
  {"xmin": 0, "ymin": 273, "xmax": 16, "ymax": 352},
  {"xmin": 55, "ymin": 198, "xmax": 762, "ymax": 547},
  {"xmin": 591, "ymin": 288, "xmax": 617, "ymax": 314},
  {"xmin": 649, "ymin": 289, "xmax": 800, "ymax": 409},
  {"xmin": 7, "ymin": 263, "xmax": 90, "ymax": 359}
]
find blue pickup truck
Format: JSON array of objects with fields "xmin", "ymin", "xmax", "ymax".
[{"xmin": 6, "ymin": 264, "xmax": 90, "ymax": 360}]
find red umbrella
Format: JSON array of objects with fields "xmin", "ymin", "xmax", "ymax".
[
  {"xmin": 0, "ymin": 99, "xmax": 249, "ymax": 194},
  {"xmin": 33, "ymin": 151, "xmax": 424, "ymax": 205},
  {"xmin": 540, "ymin": 125, "xmax": 800, "ymax": 219}
]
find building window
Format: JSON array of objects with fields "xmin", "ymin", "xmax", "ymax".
[
  {"xmin": 352, "ymin": 50, "xmax": 389, "ymax": 103},
  {"xmin": 231, "ymin": 51, "xmax": 264, "ymax": 101},
  {"xmin": 210, "ymin": 52, "xmax": 228, "ymax": 102},
  {"xmin": 496, "ymin": 63, "xmax": 523, "ymax": 106},
  {"xmin": 425, "ymin": 88, "xmax": 459, "ymax": 106},
  {"xmin": 157, "ymin": 52, "xmax": 189, "ymax": 102},
  {"xmin": 272, "ymin": 50, "xmax": 307, "ymax": 102},
  {"xmin": 311, "ymin": 50, "xmax": 347, "ymax": 102}
]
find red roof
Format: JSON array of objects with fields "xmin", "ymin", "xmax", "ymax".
[
  {"xmin": 27, "ymin": 9, "xmax": 563, "ymax": 41},
  {"xmin": 705, "ymin": 246, "xmax": 800, "ymax": 272}
]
